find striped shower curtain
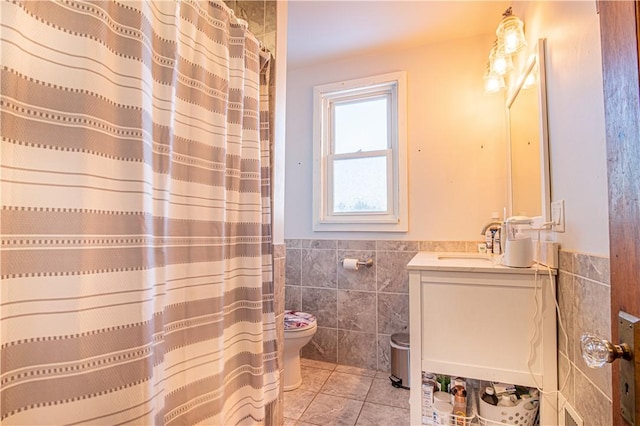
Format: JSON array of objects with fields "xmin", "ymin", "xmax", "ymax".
[{"xmin": 0, "ymin": 1, "xmax": 278, "ymax": 424}]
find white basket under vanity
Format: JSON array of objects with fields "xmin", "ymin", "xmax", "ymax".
[{"xmin": 407, "ymin": 252, "xmax": 558, "ymax": 426}]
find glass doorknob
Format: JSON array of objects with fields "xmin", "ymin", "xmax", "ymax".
[{"xmin": 580, "ymin": 332, "xmax": 631, "ymax": 368}]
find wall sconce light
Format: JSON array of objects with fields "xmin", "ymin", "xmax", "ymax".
[{"xmin": 484, "ymin": 7, "xmax": 526, "ymax": 93}]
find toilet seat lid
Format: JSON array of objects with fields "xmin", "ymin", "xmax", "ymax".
[{"xmin": 284, "ymin": 310, "xmax": 316, "ymax": 331}]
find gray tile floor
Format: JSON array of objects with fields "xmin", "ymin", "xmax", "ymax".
[{"xmin": 283, "ymin": 359, "xmax": 410, "ymax": 426}]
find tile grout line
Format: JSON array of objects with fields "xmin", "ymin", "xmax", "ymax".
[
  {"xmin": 297, "ymin": 388, "xmax": 323, "ymax": 425},
  {"xmin": 355, "ymin": 376, "xmax": 378, "ymax": 424},
  {"xmin": 289, "ymin": 364, "xmax": 409, "ymax": 425}
]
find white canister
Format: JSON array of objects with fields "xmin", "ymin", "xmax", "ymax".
[
  {"xmin": 432, "ymin": 401, "xmax": 453, "ymax": 425},
  {"xmin": 433, "ymin": 391, "xmax": 450, "ymax": 403},
  {"xmin": 503, "ymin": 237, "xmax": 533, "ymax": 267}
]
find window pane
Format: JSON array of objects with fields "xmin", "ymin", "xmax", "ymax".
[
  {"xmin": 334, "ymin": 97, "xmax": 388, "ymax": 154},
  {"xmin": 333, "ymin": 156, "xmax": 387, "ymax": 213}
]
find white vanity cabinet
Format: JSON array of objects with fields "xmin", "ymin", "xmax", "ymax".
[{"xmin": 408, "ymin": 252, "xmax": 558, "ymax": 426}]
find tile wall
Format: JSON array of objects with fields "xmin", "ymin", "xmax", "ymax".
[
  {"xmin": 557, "ymin": 250, "xmax": 612, "ymax": 425},
  {"xmin": 223, "ymin": 0, "xmax": 277, "ymax": 55},
  {"xmin": 285, "ymin": 239, "xmax": 480, "ymax": 372}
]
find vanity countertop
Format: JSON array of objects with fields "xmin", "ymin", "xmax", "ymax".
[{"xmin": 407, "ymin": 251, "xmax": 556, "ymax": 275}]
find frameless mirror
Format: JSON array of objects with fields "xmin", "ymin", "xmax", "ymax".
[{"xmin": 506, "ymin": 38, "xmax": 550, "ymax": 222}]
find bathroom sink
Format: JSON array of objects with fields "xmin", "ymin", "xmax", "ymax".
[
  {"xmin": 407, "ymin": 252, "xmax": 502, "ymax": 271},
  {"xmin": 436, "ymin": 253, "xmax": 493, "ymax": 261}
]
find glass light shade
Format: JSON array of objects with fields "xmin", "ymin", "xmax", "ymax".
[
  {"xmin": 483, "ymin": 71, "xmax": 505, "ymax": 93},
  {"xmin": 496, "ymin": 15, "xmax": 526, "ymax": 55},
  {"xmin": 489, "ymin": 45, "xmax": 513, "ymax": 76}
]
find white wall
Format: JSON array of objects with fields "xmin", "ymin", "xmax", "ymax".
[
  {"xmin": 512, "ymin": 1, "xmax": 609, "ymax": 256},
  {"xmin": 285, "ymin": 34, "xmax": 509, "ymax": 240},
  {"xmin": 272, "ymin": 1, "xmax": 287, "ymax": 244}
]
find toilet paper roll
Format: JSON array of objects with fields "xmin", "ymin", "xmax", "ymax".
[{"xmin": 342, "ymin": 258, "xmax": 359, "ymax": 271}]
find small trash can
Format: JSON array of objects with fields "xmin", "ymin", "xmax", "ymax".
[{"xmin": 389, "ymin": 332, "xmax": 410, "ymax": 389}]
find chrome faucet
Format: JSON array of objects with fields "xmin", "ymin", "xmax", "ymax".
[{"xmin": 480, "ymin": 221, "xmax": 503, "ymax": 235}]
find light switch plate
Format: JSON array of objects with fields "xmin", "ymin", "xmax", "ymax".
[{"xmin": 551, "ymin": 200, "xmax": 565, "ymax": 232}]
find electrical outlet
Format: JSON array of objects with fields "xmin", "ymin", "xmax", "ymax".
[{"xmin": 551, "ymin": 200, "xmax": 565, "ymax": 232}]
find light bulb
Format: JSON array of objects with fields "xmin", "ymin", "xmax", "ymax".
[
  {"xmin": 484, "ymin": 75, "xmax": 504, "ymax": 93},
  {"xmin": 493, "ymin": 56, "xmax": 508, "ymax": 75},
  {"xmin": 489, "ymin": 42, "xmax": 513, "ymax": 76},
  {"xmin": 504, "ymin": 30, "xmax": 519, "ymax": 54}
]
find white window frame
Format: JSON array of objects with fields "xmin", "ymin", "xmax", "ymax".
[{"xmin": 312, "ymin": 71, "xmax": 408, "ymax": 232}]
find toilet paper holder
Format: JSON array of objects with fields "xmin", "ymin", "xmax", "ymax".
[{"xmin": 340, "ymin": 258, "xmax": 374, "ymax": 268}]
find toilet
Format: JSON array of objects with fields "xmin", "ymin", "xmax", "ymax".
[{"xmin": 283, "ymin": 310, "xmax": 317, "ymax": 391}]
